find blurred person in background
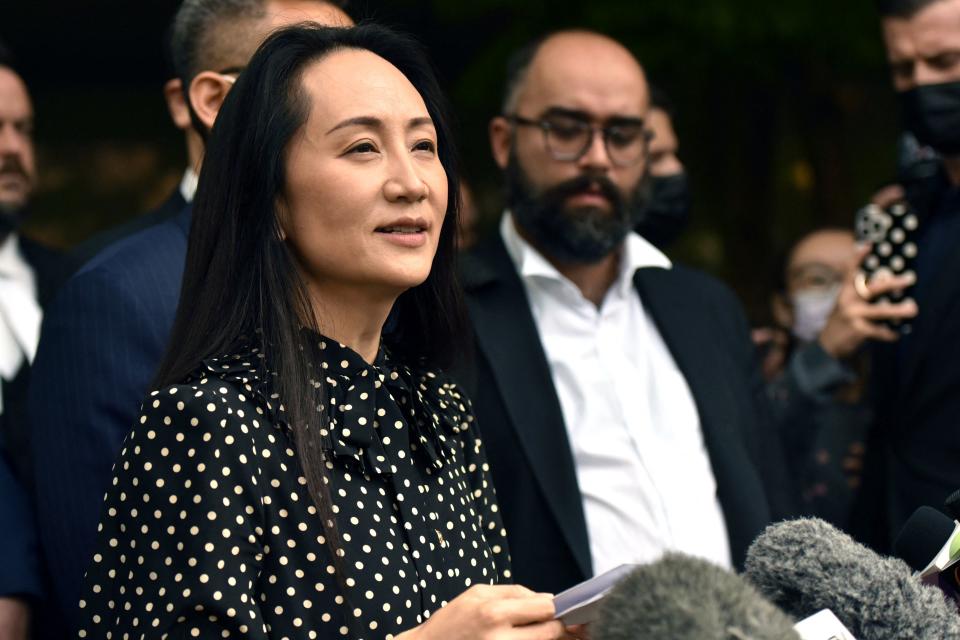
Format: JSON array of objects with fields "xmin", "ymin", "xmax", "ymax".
[
  {"xmin": 0, "ymin": 42, "xmax": 67, "ymax": 640},
  {"xmin": 27, "ymin": 0, "xmax": 352, "ymax": 631},
  {"xmin": 760, "ymin": 228, "xmax": 872, "ymax": 530},
  {"xmin": 457, "ymin": 180, "xmax": 480, "ymax": 249},
  {"xmin": 69, "ymin": 32, "xmax": 205, "ymax": 266},
  {"xmin": 837, "ymin": 0, "xmax": 960, "ymax": 551},
  {"xmin": 635, "ymin": 84, "xmax": 692, "ymax": 252},
  {"xmin": 456, "ymin": 29, "xmax": 795, "ymax": 595}
]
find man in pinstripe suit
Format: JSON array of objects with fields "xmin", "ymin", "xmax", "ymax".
[
  {"xmin": 27, "ymin": 0, "xmax": 352, "ymax": 631},
  {"xmin": 0, "ymin": 41, "xmax": 69, "ymax": 640}
]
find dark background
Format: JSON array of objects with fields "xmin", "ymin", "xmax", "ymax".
[{"xmin": 5, "ymin": 0, "xmax": 900, "ymax": 321}]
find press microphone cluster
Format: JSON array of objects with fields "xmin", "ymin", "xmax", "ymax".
[
  {"xmin": 745, "ymin": 518, "xmax": 960, "ymax": 640},
  {"xmin": 592, "ymin": 553, "xmax": 801, "ymax": 640}
]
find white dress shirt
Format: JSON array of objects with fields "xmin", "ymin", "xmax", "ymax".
[
  {"xmin": 500, "ymin": 213, "xmax": 732, "ymax": 574},
  {"xmin": 0, "ymin": 233, "xmax": 42, "ymax": 414},
  {"xmin": 180, "ymin": 167, "xmax": 199, "ymax": 203}
]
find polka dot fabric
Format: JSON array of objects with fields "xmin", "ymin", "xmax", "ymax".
[{"xmin": 77, "ymin": 337, "xmax": 511, "ymax": 639}]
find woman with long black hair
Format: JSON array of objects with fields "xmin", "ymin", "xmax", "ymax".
[{"xmin": 77, "ymin": 24, "xmax": 567, "ymax": 640}]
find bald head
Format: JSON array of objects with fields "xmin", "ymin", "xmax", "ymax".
[{"xmin": 503, "ymin": 30, "xmax": 648, "ymax": 114}]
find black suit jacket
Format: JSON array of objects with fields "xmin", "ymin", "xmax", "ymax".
[
  {"xmin": 2, "ymin": 237, "xmax": 65, "ymax": 487},
  {"xmin": 69, "ymin": 186, "xmax": 187, "ymax": 269},
  {"xmin": 854, "ymin": 239, "xmax": 960, "ymax": 551},
  {"xmin": 454, "ymin": 234, "xmax": 795, "ymax": 593},
  {"xmin": 0, "ymin": 236, "xmax": 68, "ymax": 637}
]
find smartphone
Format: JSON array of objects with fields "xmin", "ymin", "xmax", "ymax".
[{"xmin": 854, "ymin": 201, "xmax": 919, "ymax": 334}]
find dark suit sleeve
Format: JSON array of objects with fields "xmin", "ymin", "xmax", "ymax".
[
  {"xmin": 766, "ymin": 343, "xmax": 857, "ymax": 476},
  {"xmin": 28, "ymin": 263, "xmax": 166, "ymax": 624},
  {"xmin": 709, "ymin": 280, "xmax": 799, "ymax": 520},
  {"xmin": 0, "ymin": 452, "xmax": 42, "ymax": 599}
]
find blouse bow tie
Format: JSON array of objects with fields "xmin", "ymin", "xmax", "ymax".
[{"xmin": 316, "ymin": 339, "xmax": 453, "ymax": 477}]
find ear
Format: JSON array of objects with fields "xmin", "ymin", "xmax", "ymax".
[
  {"xmin": 771, "ymin": 292, "xmax": 793, "ymax": 330},
  {"xmin": 489, "ymin": 116, "xmax": 512, "ymax": 170},
  {"xmin": 188, "ymin": 71, "xmax": 236, "ymax": 132},
  {"xmin": 162, "ymin": 78, "xmax": 192, "ymax": 131}
]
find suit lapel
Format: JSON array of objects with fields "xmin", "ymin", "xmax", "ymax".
[
  {"xmin": 632, "ymin": 268, "xmax": 735, "ymax": 447},
  {"xmin": 632, "ymin": 267, "xmax": 763, "ymax": 555},
  {"xmin": 462, "ymin": 237, "xmax": 592, "ymax": 578},
  {"xmin": 173, "ymin": 204, "xmax": 193, "ymax": 238},
  {"xmin": 899, "ymin": 245, "xmax": 960, "ymax": 395}
]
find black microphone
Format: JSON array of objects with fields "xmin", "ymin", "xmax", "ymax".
[
  {"xmin": 895, "ymin": 506, "xmax": 960, "ymax": 572},
  {"xmin": 744, "ymin": 518, "xmax": 960, "ymax": 640},
  {"xmin": 895, "ymin": 506, "xmax": 960, "ymax": 609},
  {"xmin": 945, "ymin": 489, "xmax": 960, "ymax": 522},
  {"xmin": 592, "ymin": 553, "xmax": 801, "ymax": 640}
]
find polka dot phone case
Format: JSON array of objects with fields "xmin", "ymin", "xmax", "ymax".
[{"xmin": 854, "ymin": 201, "xmax": 919, "ymax": 334}]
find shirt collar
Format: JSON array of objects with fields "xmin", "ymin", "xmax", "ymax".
[
  {"xmin": 0, "ymin": 233, "xmax": 33, "ymax": 285},
  {"xmin": 180, "ymin": 167, "xmax": 199, "ymax": 203},
  {"xmin": 499, "ymin": 211, "xmax": 671, "ymax": 299},
  {"xmin": 0, "ymin": 233, "xmax": 21, "ymax": 275}
]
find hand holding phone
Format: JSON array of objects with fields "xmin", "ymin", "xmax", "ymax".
[
  {"xmin": 817, "ymin": 242, "xmax": 918, "ymax": 360},
  {"xmin": 854, "ymin": 201, "xmax": 920, "ymax": 334}
]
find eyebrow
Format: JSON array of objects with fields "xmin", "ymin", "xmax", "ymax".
[
  {"xmin": 542, "ymin": 106, "xmax": 645, "ymax": 127},
  {"xmin": 325, "ymin": 115, "xmax": 435, "ymax": 135}
]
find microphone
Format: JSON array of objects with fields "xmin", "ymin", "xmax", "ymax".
[
  {"xmin": 945, "ymin": 489, "xmax": 960, "ymax": 522},
  {"xmin": 592, "ymin": 552, "xmax": 801, "ymax": 640},
  {"xmin": 744, "ymin": 518, "xmax": 960, "ymax": 640},
  {"xmin": 894, "ymin": 506, "xmax": 960, "ymax": 572},
  {"xmin": 894, "ymin": 506, "xmax": 960, "ymax": 608}
]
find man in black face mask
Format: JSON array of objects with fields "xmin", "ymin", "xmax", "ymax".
[
  {"xmin": 455, "ymin": 29, "xmax": 795, "ymax": 595},
  {"xmin": 635, "ymin": 85, "xmax": 692, "ymax": 251},
  {"xmin": 840, "ymin": 0, "xmax": 960, "ymax": 552}
]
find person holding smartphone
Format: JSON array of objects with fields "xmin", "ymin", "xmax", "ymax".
[{"xmin": 841, "ymin": 0, "xmax": 960, "ymax": 553}]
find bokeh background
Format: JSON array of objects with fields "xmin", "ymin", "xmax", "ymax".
[{"xmin": 5, "ymin": 0, "xmax": 900, "ymax": 320}]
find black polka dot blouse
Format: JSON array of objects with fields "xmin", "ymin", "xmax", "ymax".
[{"xmin": 77, "ymin": 337, "xmax": 511, "ymax": 639}]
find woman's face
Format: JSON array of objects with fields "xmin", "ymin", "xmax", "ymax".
[{"xmin": 281, "ymin": 48, "xmax": 449, "ymax": 302}]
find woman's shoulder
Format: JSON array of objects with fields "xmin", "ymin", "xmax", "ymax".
[{"xmin": 141, "ymin": 346, "xmax": 282, "ymax": 435}]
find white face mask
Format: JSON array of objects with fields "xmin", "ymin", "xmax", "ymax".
[{"xmin": 790, "ymin": 284, "xmax": 841, "ymax": 343}]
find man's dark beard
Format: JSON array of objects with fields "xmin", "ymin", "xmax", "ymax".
[{"xmin": 505, "ymin": 153, "xmax": 649, "ymax": 264}]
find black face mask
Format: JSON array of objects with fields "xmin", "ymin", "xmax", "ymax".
[
  {"xmin": 635, "ymin": 173, "xmax": 692, "ymax": 250},
  {"xmin": 900, "ymin": 81, "xmax": 960, "ymax": 156}
]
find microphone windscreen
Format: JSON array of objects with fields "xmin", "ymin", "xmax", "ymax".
[
  {"xmin": 745, "ymin": 518, "xmax": 960, "ymax": 640},
  {"xmin": 593, "ymin": 553, "xmax": 800, "ymax": 640},
  {"xmin": 894, "ymin": 506, "xmax": 955, "ymax": 572}
]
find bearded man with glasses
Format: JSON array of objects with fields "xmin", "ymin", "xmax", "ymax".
[{"xmin": 454, "ymin": 29, "xmax": 796, "ymax": 595}]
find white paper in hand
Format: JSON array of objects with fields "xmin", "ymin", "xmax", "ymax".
[
  {"xmin": 552, "ymin": 564, "xmax": 637, "ymax": 625},
  {"xmin": 793, "ymin": 609, "xmax": 858, "ymax": 640}
]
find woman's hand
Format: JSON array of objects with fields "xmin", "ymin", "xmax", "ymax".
[
  {"xmin": 397, "ymin": 584, "xmax": 566, "ymax": 640},
  {"xmin": 0, "ymin": 597, "xmax": 29, "ymax": 640}
]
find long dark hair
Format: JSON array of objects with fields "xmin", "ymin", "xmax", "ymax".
[{"xmin": 153, "ymin": 22, "xmax": 466, "ymax": 549}]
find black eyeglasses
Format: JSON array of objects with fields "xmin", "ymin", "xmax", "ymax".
[{"xmin": 507, "ymin": 112, "xmax": 652, "ymax": 167}]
